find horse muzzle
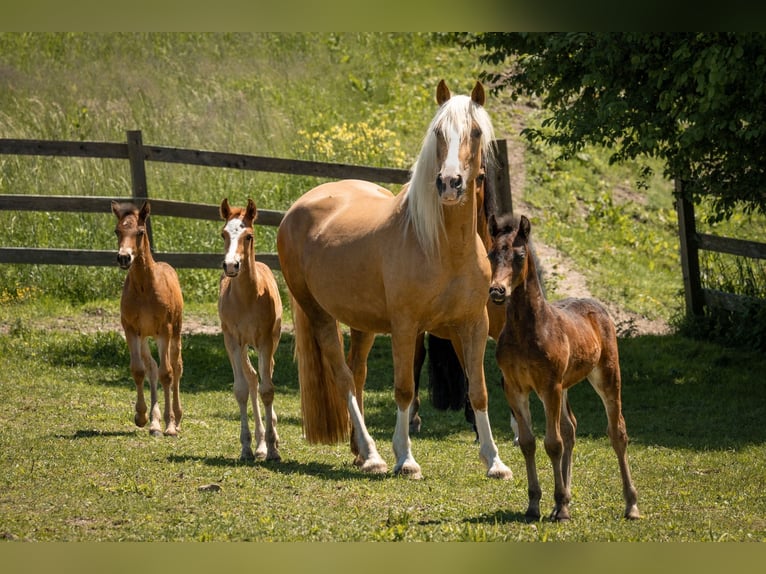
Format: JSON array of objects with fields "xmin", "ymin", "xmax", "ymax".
[
  {"xmin": 436, "ymin": 173, "xmax": 464, "ymax": 203},
  {"xmin": 117, "ymin": 251, "xmax": 133, "ymax": 270},
  {"xmin": 222, "ymin": 260, "xmax": 240, "ymax": 277},
  {"xmin": 489, "ymin": 285, "xmax": 507, "ymax": 305}
]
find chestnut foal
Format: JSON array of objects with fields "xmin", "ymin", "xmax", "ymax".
[{"xmin": 112, "ymin": 201, "xmax": 183, "ymax": 436}]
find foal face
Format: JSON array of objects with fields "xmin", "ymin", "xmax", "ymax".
[
  {"xmin": 219, "ymin": 198, "xmax": 257, "ymax": 277},
  {"xmin": 221, "ymin": 216, "xmax": 253, "ymax": 277},
  {"xmin": 112, "ymin": 202, "xmax": 149, "ymax": 270},
  {"xmin": 487, "ymin": 214, "xmax": 531, "ymax": 304}
]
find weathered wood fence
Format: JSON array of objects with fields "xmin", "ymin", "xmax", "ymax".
[
  {"xmin": 0, "ymin": 130, "xmax": 513, "ymax": 272},
  {"xmin": 675, "ymin": 180, "xmax": 766, "ymax": 316}
]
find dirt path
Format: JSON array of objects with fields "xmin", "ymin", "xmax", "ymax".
[{"xmin": 501, "ymin": 103, "xmax": 670, "ymax": 337}]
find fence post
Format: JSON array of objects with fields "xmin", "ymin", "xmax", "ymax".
[
  {"xmin": 126, "ymin": 130, "xmax": 153, "ymax": 250},
  {"xmin": 674, "ymin": 180, "xmax": 704, "ymax": 316},
  {"xmin": 489, "ymin": 139, "xmax": 513, "ymax": 216}
]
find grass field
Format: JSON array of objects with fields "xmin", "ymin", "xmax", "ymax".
[{"xmin": 1, "ymin": 299, "xmax": 765, "ymax": 542}]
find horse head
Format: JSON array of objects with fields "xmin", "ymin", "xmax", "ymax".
[
  {"xmin": 407, "ymin": 80, "xmax": 496, "ymax": 259},
  {"xmin": 111, "ymin": 200, "xmax": 150, "ymax": 270},
  {"xmin": 433, "ymin": 80, "xmax": 488, "ymax": 204},
  {"xmin": 487, "ymin": 213, "xmax": 531, "ymax": 304},
  {"xmin": 220, "ymin": 197, "xmax": 257, "ymax": 277}
]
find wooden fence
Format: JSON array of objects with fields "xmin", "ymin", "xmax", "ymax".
[
  {"xmin": 675, "ymin": 180, "xmax": 766, "ymax": 316},
  {"xmin": 0, "ymin": 130, "xmax": 514, "ymax": 272}
]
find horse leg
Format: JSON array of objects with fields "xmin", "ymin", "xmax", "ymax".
[
  {"xmin": 315, "ymin": 316, "xmax": 387, "ymax": 474},
  {"xmin": 224, "ymin": 332, "xmax": 256, "ymax": 460},
  {"xmin": 390, "ymin": 330, "xmax": 422, "ymax": 479},
  {"xmin": 559, "ymin": 390, "xmax": 576, "ymax": 495},
  {"xmin": 506, "ymin": 390, "xmax": 541, "ymax": 520},
  {"xmin": 347, "ymin": 329, "xmax": 376, "ymax": 465},
  {"xmin": 125, "ymin": 331, "xmax": 149, "ymax": 429},
  {"xmin": 140, "ymin": 338, "xmax": 162, "ymax": 436},
  {"xmin": 155, "ymin": 336, "xmax": 178, "ymax": 437},
  {"xmin": 410, "ymin": 331, "xmax": 426, "ymax": 435},
  {"xmin": 257, "ymin": 343, "xmax": 281, "ymax": 462},
  {"xmin": 169, "ymin": 333, "xmax": 183, "ymax": 432},
  {"xmin": 541, "ymin": 383, "xmax": 570, "ymax": 521},
  {"xmin": 589, "ymin": 366, "xmax": 640, "ymax": 519},
  {"xmin": 457, "ymin": 320, "xmax": 512, "ymax": 479}
]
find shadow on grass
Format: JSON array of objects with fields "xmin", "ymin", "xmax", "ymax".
[
  {"xmin": 55, "ymin": 429, "xmax": 137, "ymax": 439},
  {"xmin": 31, "ymin": 325, "xmax": 766, "ymax": 451},
  {"xmin": 560, "ymin": 333, "xmax": 766, "ymax": 451},
  {"xmin": 463, "ymin": 509, "xmax": 533, "ymax": 525},
  {"xmin": 167, "ymin": 453, "xmax": 389, "ymax": 482}
]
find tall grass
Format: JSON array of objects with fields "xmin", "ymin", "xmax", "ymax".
[{"xmin": 0, "ymin": 32, "xmax": 482, "ymax": 304}]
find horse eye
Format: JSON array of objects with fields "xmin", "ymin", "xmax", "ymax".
[
  {"xmin": 245, "ymin": 234, "xmax": 253, "ymax": 242},
  {"xmin": 471, "ymin": 127, "xmax": 482, "ymax": 138}
]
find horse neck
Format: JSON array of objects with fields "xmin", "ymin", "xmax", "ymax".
[
  {"xmin": 129, "ymin": 235, "xmax": 158, "ymax": 281},
  {"xmin": 232, "ymin": 244, "xmax": 262, "ymax": 292},
  {"xmin": 508, "ymin": 245, "xmax": 549, "ymax": 325},
  {"xmin": 441, "ymin": 181, "xmax": 480, "ymax": 257}
]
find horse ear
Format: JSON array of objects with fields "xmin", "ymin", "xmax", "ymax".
[
  {"xmin": 471, "ymin": 82, "xmax": 485, "ymax": 106},
  {"xmin": 139, "ymin": 201, "xmax": 151, "ymax": 222},
  {"xmin": 220, "ymin": 198, "xmax": 231, "ymax": 220},
  {"xmin": 487, "ymin": 213, "xmax": 498, "ymax": 237},
  {"xmin": 436, "ymin": 79, "xmax": 451, "ymax": 105},
  {"xmin": 110, "ymin": 200, "xmax": 120, "ymax": 217},
  {"xmin": 519, "ymin": 215, "xmax": 531, "ymax": 240},
  {"xmin": 245, "ymin": 198, "xmax": 258, "ymax": 223}
]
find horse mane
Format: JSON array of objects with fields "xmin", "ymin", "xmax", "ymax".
[{"xmin": 406, "ymin": 94, "xmax": 496, "ymax": 259}]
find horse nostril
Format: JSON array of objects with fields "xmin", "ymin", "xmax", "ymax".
[
  {"xmin": 451, "ymin": 174, "xmax": 463, "ymax": 190},
  {"xmin": 435, "ymin": 176, "xmax": 445, "ymax": 194}
]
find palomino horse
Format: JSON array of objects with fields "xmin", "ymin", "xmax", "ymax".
[
  {"xmin": 277, "ymin": 80, "xmax": 512, "ymax": 480},
  {"xmin": 487, "ymin": 213, "xmax": 640, "ymax": 520},
  {"xmin": 409, "ymin": 161, "xmax": 515, "ymax": 440},
  {"xmin": 218, "ymin": 198, "xmax": 282, "ymax": 462},
  {"xmin": 111, "ymin": 201, "xmax": 183, "ymax": 436}
]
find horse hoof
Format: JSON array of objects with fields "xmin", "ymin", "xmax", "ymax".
[
  {"xmin": 409, "ymin": 416, "xmax": 422, "ymax": 435},
  {"xmin": 549, "ymin": 507, "xmax": 571, "ymax": 522},
  {"xmin": 486, "ymin": 462, "xmax": 513, "ymax": 480},
  {"xmin": 525, "ymin": 506, "xmax": 541, "ymax": 522},
  {"xmin": 360, "ymin": 458, "xmax": 388, "ymax": 474},
  {"xmin": 149, "ymin": 429, "xmax": 163, "ymax": 438},
  {"xmin": 134, "ymin": 415, "xmax": 148, "ymax": 428},
  {"xmin": 266, "ymin": 450, "xmax": 282, "ymax": 462},
  {"xmin": 394, "ymin": 462, "xmax": 423, "ymax": 480},
  {"xmin": 239, "ymin": 450, "xmax": 255, "ymax": 462},
  {"xmin": 625, "ymin": 505, "xmax": 641, "ymax": 520}
]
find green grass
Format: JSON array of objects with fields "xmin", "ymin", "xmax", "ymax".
[{"xmin": 0, "ymin": 307, "xmax": 764, "ymax": 541}]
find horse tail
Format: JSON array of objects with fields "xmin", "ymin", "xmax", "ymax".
[
  {"xmin": 426, "ymin": 333, "xmax": 468, "ymax": 411},
  {"xmin": 290, "ymin": 294, "xmax": 350, "ymax": 444}
]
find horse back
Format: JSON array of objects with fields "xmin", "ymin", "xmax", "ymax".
[{"xmin": 552, "ymin": 297, "xmax": 619, "ymax": 386}]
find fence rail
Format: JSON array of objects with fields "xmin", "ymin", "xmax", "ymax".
[
  {"xmin": 675, "ymin": 180, "xmax": 766, "ymax": 316},
  {"xmin": 1, "ymin": 130, "xmax": 512, "ymax": 272}
]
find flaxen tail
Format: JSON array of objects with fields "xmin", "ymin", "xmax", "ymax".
[{"xmin": 290, "ymin": 294, "xmax": 350, "ymax": 444}]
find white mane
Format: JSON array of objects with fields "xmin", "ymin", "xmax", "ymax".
[{"xmin": 405, "ymin": 93, "xmax": 496, "ymax": 259}]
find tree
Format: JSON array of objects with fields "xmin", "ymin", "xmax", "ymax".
[{"xmin": 463, "ymin": 32, "xmax": 766, "ymax": 222}]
